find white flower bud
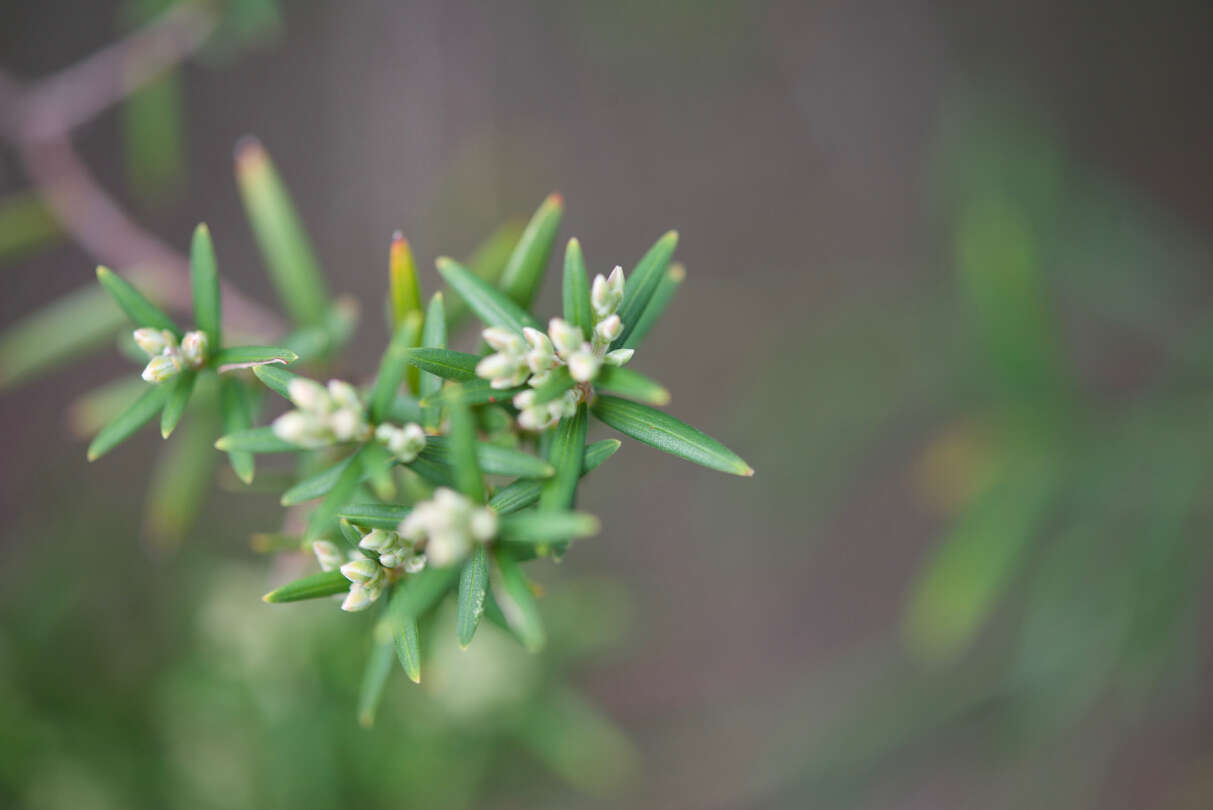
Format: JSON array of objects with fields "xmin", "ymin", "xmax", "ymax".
[
  {"xmin": 594, "ymin": 314, "xmax": 622, "ymax": 343},
  {"xmin": 513, "ymin": 389, "xmax": 537, "ymax": 411},
  {"xmin": 404, "ymin": 553, "xmax": 427, "ymax": 573},
  {"xmin": 476, "ymin": 352, "xmax": 515, "ymax": 381},
  {"xmin": 378, "ymin": 549, "xmax": 408, "ymax": 569},
  {"xmin": 327, "ymin": 380, "xmax": 362, "ymax": 411},
  {"xmin": 330, "ymin": 407, "xmax": 365, "ymax": 442},
  {"xmin": 591, "ymin": 274, "xmax": 611, "ymax": 317},
  {"xmin": 483, "ymin": 327, "xmax": 526, "ymax": 355},
  {"xmin": 567, "ymin": 348, "xmax": 601, "ymax": 382},
  {"xmin": 527, "ymin": 349, "xmax": 556, "ymax": 375},
  {"xmin": 517, "ymin": 407, "xmax": 546, "ymax": 431},
  {"xmin": 180, "ymin": 330, "xmax": 208, "ymax": 368},
  {"xmin": 548, "ymin": 318, "xmax": 585, "ymax": 357},
  {"xmin": 399, "ymin": 423, "xmax": 426, "ymax": 456},
  {"xmin": 340, "ymin": 558, "xmax": 383, "ymax": 585},
  {"xmin": 341, "ymin": 583, "xmax": 377, "ymax": 612},
  {"xmin": 469, "ymin": 508, "xmax": 498, "ymax": 542},
  {"xmin": 425, "ymin": 529, "xmax": 470, "ymax": 567},
  {"xmin": 141, "ymin": 353, "xmax": 182, "ymax": 383},
  {"xmin": 313, "ymin": 540, "xmax": 345, "ymax": 572},
  {"xmin": 287, "ymin": 378, "xmax": 329, "ymax": 412},
  {"xmin": 604, "ymin": 348, "xmax": 634, "ymax": 367},
  {"xmin": 273, "ymin": 411, "xmax": 315, "ymax": 446},
  {"xmin": 359, "ymin": 529, "xmax": 396, "ymax": 554},
  {"xmin": 607, "ymin": 265, "xmax": 625, "ymax": 299},
  {"xmin": 133, "ymin": 327, "xmax": 174, "ymax": 357}
]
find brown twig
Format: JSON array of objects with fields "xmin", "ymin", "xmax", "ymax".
[{"xmin": 0, "ymin": 1, "xmax": 286, "ymax": 339}]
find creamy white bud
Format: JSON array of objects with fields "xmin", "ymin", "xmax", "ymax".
[
  {"xmin": 594, "ymin": 314, "xmax": 622, "ymax": 343},
  {"xmin": 513, "ymin": 389, "xmax": 537, "ymax": 410},
  {"xmin": 404, "ymin": 553, "xmax": 427, "ymax": 573},
  {"xmin": 607, "ymin": 265, "xmax": 625, "ymax": 299},
  {"xmin": 287, "ymin": 378, "xmax": 329, "ymax": 412},
  {"xmin": 476, "ymin": 352, "xmax": 514, "ymax": 381},
  {"xmin": 527, "ymin": 349, "xmax": 555, "ymax": 375},
  {"xmin": 327, "ymin": 380, "xmax": 361, "ymax": 411},
  {"xmin": 273, "ymin": 411, "xmax": 314, "ymax": 446},
  {"xmin": 469, "ymin": 508, "xmax": 498, "ymax": 542},
  {"xmin": 359, "ymin": 528, "xmax": 396, "ymax": 554},
  {"xmin": 548, "ymin": 318, "xmax": 585, "ymax": 357},
  {"xmin": 425, "ymin": 529, "xmax": 470, "ymax": 567},
  {"xmin": 379, "ymin": 550, "xmax": 407, "ymax": 569},
  {"xmin": 400, "ymin": 423, "xmax": 426, "ymax": 455},
  {"xmin": 133, "ymin": 327, "xmax": 173, "ymax": 357},
  {"xmin": 522, "ymin": 326, "xmax": 553, "ymax": 353},
  {"xmin": 340, "ymin": 558, "xmax": 382, "ymax": 585},
  {"xmin": 341, "ymin": 583, "xmax": 377, "ymax": 612},
  {"xmin": 313, "ymin": 540, "xmax": 344, "ymax": 572},
  {"xmin": 567, "ymin": 348, "xmax": 601, "ymax": 382},
  {"xmin": 604, "ymin": 348, "xmax": 634, "ymax": 367},
  {"xmin": 528, "ymin": 370, "xmax": 552, "ymax": 387},
  {"xmin": 591, "ymin": 274, "xmax": 611, "ymax": 317},
  {"xmin": 141, "ymin": 354, "xmax": 182, "ymax": 383},
  {"xmin": 483, "ymin": 327, "xmax": 525, "ymax": 355},
  {"xmin": 180, "ymin": 330, "xmax": 208, "ymax": 367},
  {"xmin": 330, "ymin": 407, "xmax": 364, "ymax": 442},
  {"xmin": 517, "ymin": 407, "xmax": 545, "ymax": 431}
]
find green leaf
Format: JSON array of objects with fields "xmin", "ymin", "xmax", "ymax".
[
  {"xmin": 361, "ymin": 440, "xmax": 397, "ymax": 501},
  {"xmin": 383, "ymin": 392, "xmax": 423, "ymax": 425},
  {"xmin": 338, "ymin": 503, "xmax": 410, "ymax": 530},
  {"xmin": 562, "ymin": 237, "xmax": 592, "ymax": 332},
  {"xmin": 214, "ymin": 425, "xmax": 301, "ymax": 453},
  {"xmin": 382, "ymin": 582, "xmax": 422, "ymax": 683},
  {"xmin": 591, "ymin": 395, "xmax": 752, "ymax": 476},
  {"xmin": 262, "ymin": 570, "xmax": 349, "ymax": 603},
  {"xmin": 444, "ymin": 385, "xmax": 484, "ymax": 501},
  {"xmin": 219, "ymin": 376, "xmax": 256, "ymax": 483},
  {"xmin": 419, "ymin": 378, "xmax": 523, "ymax": 408},
  {"xmin": 389, "ymin": 232, "xmax": 422, "ymax": 329},
  {"xmin": 235, "ymin": 136, "xmax": 330, "ymax": 326},
  {"xmin": 189, "ymin": 223, "xmax": 221, "ymax": 347},
  {"xmin": 281, "ymin": 456, "xmax": 356, "ymax": 506},
  {"xmin": 402, "ymin": 347, "xmax": 479, "ymax": 382},
  {"xmin": 622, "ymin": 262, "xmax": 683, "ymax": 350},
  {"xmin": 436, "ymin": 257, "xmax": 539, "ymax": 334},
  {"xmin": 540, "ymin": 403, "xmax": 588, "ymax": 511},
  {"xmin": 121, "ymin": 66, "xmax": 185, "ymax": 201},
  {"xmin": 369, "ymin": 311, "xmax": 422, "ymax": 422},
  {"xmin": 420, "ymin": 292, "xmax": 447, "ymax": 431},
  {"xmin": 420, "ymin": 436, "xmax": 554, "ymax": 479},
  {"xmin": 498, "ymin": 511, "xmax": 600, "ymax": 545},
  {"xmin": 159, "ymin": 369, "xmax": 197, "ymax": 438},
  {"xmin": 528, "ymin": 366, "xmax": 575, "ymax": 406},
  {"xmin": 144, "ymin": 403, "xmax": 219, "ymax": 547},
  {"xmin": 613, "ymin": 230, "xmax": 678, "ymax": 348},
  {"xmin": 68, "ymin": 376, "xmax": 150, "ymax": 438},
  {"xmin": 306, "ymin": 446, "xmax": 375, "ymax": 540},
  {"xmin": 96, "ymin": 266, "xmax": 180, "ymax": 335},
  {"xmin": 489, "ymin": 439, "xmax": 619, "ymax": 515},
  {"xmin": 490, "ymin": 549, "xmax": 545, "ymax": 652},
  {"xmin": 594, "ymin": 366, "xmax": 669, "ymax": 406},
  {"xmin": 211, "ymin": 345, "xmax": 298, "ymax": 371},
  {"xmin": 357, "ymin": 631, "xmax": 396, "ymax": 728},
  {"xmin": 444, "ymin": 221, "xmax": 525, "ymax": 328},
  {"xmin": 0, "ymin": 286, "xmax": 125, "ymax": 390},
  {"xmin": 456, "ymin": 544, "xmax": 489, "ymax": 648},
  {"xmin": 499, "ymin": 192, "xmax": 563, "ymax": 308},
  {"xmin": 403, "ymin": 453, "xmax": 455, "ymax": 489},
  {"xmin": 87, "ymin": 383, "xmax": 168, "ymax": 461},
  {"xmin": 251, "ymin": 363, "xmax": 298, "ymax": 400}
]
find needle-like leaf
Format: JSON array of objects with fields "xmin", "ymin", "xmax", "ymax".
[
  {"xmin": 418, "ymin": 378, "xmax": 524, "ymax": 408},
  {"xmin": 251, "ymin": 363, "xmax": 299, "ymax": 400},
  {"xmin": 444, "ymin": 385, "xmax": 484, "ymax": 502},
  {"xmin": 388, "ymin": 231, "xmax": 422, "ymax": 329},
  {"xmin": 338, "ymin": 503, "xmax": 411, "ymax": 530},
  {"xmin": 402, "ymin": 347, "xmax": 479, "ymax": 382},
  {"xmin": 499, "ymin": 192, "xmax": 563, "ymax": 308},
  {"xmin": 214, "ymin": 426, "xmax": 301, "ymax": 453},
  {"xmin": 436, "ymin": 257, "xmax": 539, "ymax": 334},
  {"xmin": 612, "ymin": 230, "xmax": 678, "ymax": 348},
  {"xmin": 281, "ymin": 455, "xmax": 356, "ymax": 506},
  {"xmin": 456, "ymin": 543, "xmax": 489, "ymax": 648},
  {"xmin": 0, "ymin": 286, "xmax": 126, "ymax": 390},
  {"xmin": 490, "ymin": 549, "xmax": 545, "ymax": 652},
  {"xmin": 305, "ymin": 445, "xmax": 374, "ymax": 540},
  {"xmin": 562, "ymin": 237, "xmax": 592, "ymax": 333},
  {"xmin": 622, "ymin": 262, "xmax": 683, "ymax": 350},
  {"xmin": 419, "ymin": 292, "xmax": 447, "ymax": 431},
  {"xmin": 594, "ymin": 366, "xmax": 670, "ymax": 406},
  {"xmin": 219, "ymin": 376, "xmax": 256, "ymax": 483},
  {"xmin": 190, "ymin": 223, "xmax": 221, "ymax": 347},
  {"xmin": 420, "ymin": 436, "xmax": 554, "ymax": 479},
  {"xmin": 96, "ymin": 266, "xmax": 180, "ymax": 335},
  {"xmin": 591, "ymin": 395, "xmax": 753, "ymax": 476},
  {"xmin": 211, "ymin": 345, "xmax": 298, "ymax": 371},
  {"xmin": 87, "ymin": 383, "xmax": 168, "ymax": 461},
  {"xmin": 489, "ymin": 439, "xmax": 619, "ymax": 514},
  {"xmin": 159, "ymin": 369, "xmax": 196, "ymax": 438},
  {"xmin": 262, "ymin": 570, "xmax": 349, "ymax": 603},
  {"xmin": 539, "ymin": 403, "xmax": 588, "ymax": 511},
  {"xmin": 369, "ymin": 311, "xmax": 421, "ymax": 422},
  {"xmin": 527, "ymin": 366, "xmax": 574, "ymax": 406},
  {"xmin": 498, "ymin": 511, "xmax": 600, "ymax": 544},
  {"xmin": 357, "ymin": 630, "xmax": 396, "ymax": 728}
]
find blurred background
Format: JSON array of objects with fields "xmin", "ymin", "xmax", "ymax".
[{"xmin": 3, "ymin": 1, "xmax": 1213, "ymax": 808}]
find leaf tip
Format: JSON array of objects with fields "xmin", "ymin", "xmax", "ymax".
[
  {"xmin": 545, "ymin": 191, "xmax": 564, "ymax": 209},
  {"xmin": 236, "ymin": 466, "xmax": 255, "ymax": 485},
  {"xmin": 233, "ymin": 134, "xmax": 266, "ymax": 168},
  {"xmin": 669, "ymin": 263, "xmax": 686, "ymax": 282}
]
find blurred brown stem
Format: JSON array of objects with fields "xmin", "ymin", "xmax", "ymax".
[{"xmin": 0, "ymin": 1, "xmax": 286, "ymax": 339}]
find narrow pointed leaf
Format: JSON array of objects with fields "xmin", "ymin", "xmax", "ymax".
[
  {"xmin": 96, "ymin": 266, "xmax": 180, "ymax": 335},
  {"xmin": 87, "ymin": 383, "xmax": 168, "ymax": 461},
  {"xmin": 623, "ymin": 262, "xmax": 683, "ymax": 350},
  {"xmin": 190, "ymin": 223, "xmax": 221, "ymax": 346},
  {"xmin": 402, "ymin": 347, "xmax": 479, "ymax": 382},
  {"xmin": 361, "ymin": 440, "xmax": 397, "ymax": 501},
  {"xmin": 159, "ymin": 369, "xmax": 196, "ymax": 438},
  {"xmin": 498, "ymin": 511, "xmax": 600, "ymax": 544},
  {"xmin": 306, "ymin": 446, "xmax": 374, "ymax": 540},
  {"xmin": 499, "ymin": 192, "xmax": 563, "ymax": 308},
  {"xmin": 262, "ymin": 570, "xmax": 349, "ymax": 603},
  {"xmin": 0, "ymin": 286, "xmax": 126, "ymax": 390},
  {"xmin": 144, "ymin": 406, "xmax": 218, "ymax": 546},
  {"xmin": 370, "ymin": 311, "xmax": 421, "ymax": 422},
  {"xmin": 68, "ymin": 377, "xmax": 150, "ymax": 438},
  {"xmin": 281, "ymin": 456, "xmax": 355, "ymax": 506},
  {"xmin": 591, "ymin": 395, "xmax": 753, "ymax": 476},
  {"xmin": 211, "ymin": 345, "xmax": 298, "ymax": 371},
  {"xmin": 540, "ymin": 403, "xmax": 588, "ymax": 511},
  {"xmin": 490, "ymin": 549, "xmax": 545, "ymax": 652},
  {"xmin": 383, "ymin": 582, "xmax": 424, "ymax": 683},
  {"xmin": 594, "ymin": 366, "xmax": 670, "ymax": 405},
  {"xmin": 235, "ymin": 137, "xmax": 330, "ymax": 326},
  {"xmin": 528, "ymin": 366, "xmax": 574, "ymax": 406},
  {"xmin": 220, "ymin": 376, "xmax": 255, "ymax": 483},
  {"xmin": 358, "ymin": 632, "xmax": 396, "ymax": 728},
  {"xmin": 384, "ymin": 392, "xmax": 423, "ymax": 425},
  {"xmin": 389, "ymin": 232, "xmax": 422, "ymax": 328},
  {"xmin": 436, "ymin": 257, "xmax": 539, "ymax": 334},
  {"xmin": 456, "ymin": 544, "xmax": 489, "ymax": 648},
  {"xmin": 419, "ymin": 378, "xmax": 523, "ymax": 408},
  {"xmin": 444, "ymin": 221, "xmax": 525, "ymax": 328},
  {"xmin": 338, "ymin": 503, "xmax": 411, "ymax": 530},
  {"xmin": 420, "ymin": 436, "xmax": 554, "ymax": 479},
  {"xmin": 489, "ymin": 439, "xmax": 620, "ymax": 514},
  {"xmin": 445, "ymin": 385, "xmax": 483, "ymax": 501},
  {"xmin": 420, "ymin": 292, "xmax": 447, "ymax": 430},
  {"xmin": 252, "ymin": 363, "xmax": 299, "ymax": 400},
  {"xmin": 562, "ymin": 237, "xmax": 592, "ymax": 332},
  {"xmin": 403, "ymin": 453, "xmax": 455, "ymax": 489},
  {"xmin": 613, "ymin": 230, "xmax": 678, "ymax": 348},
  {"xmin": 215, "ymin": 425, "xmax": 302, "ymax": 454}
]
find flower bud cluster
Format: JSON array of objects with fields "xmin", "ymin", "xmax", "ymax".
[
  {"xmin": 313, "ymin": 527, "xmax": 427, "ymax": 613},
  {"xmin": 398, "ymin": 487, "xmax": 497, "ymax": 568},
  {"xmin": 474, "ymin": 266, "xmax": 635, "ymax": 430},
  {"xmin": 134, "ymin": 327, "xmax": 208, "ymax": 383},
  {"xmin": 271, "ymin": 378, "xmax": 426, "ymax": 461}
]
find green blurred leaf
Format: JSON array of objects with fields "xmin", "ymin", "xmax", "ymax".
[
  {"xmin": 562, "ymin": 237, "xmax": 592, "ymax": 333},
  {"xmin": 87, "ymin": 383, "xmax": 167, "ymax": 461},
  {"xmin": 0, "ymin": 287, "xmax": 126, "ymax": 389},
  {"xmin": 189, "ymin": 223, "xmax": 221, "ymax": 347},
  {"xmin": 357, "ymin": 630, "xmax": 396, "ymax": 728},
  {"xmin": 0, "ymin": 192, "xmax": 60, "ymax": 262},
  {"xmin": 306, "ymin": 446, "xmax": 375, "ymax": 540},
  {"xmin": 282, "ymin": 455, "xmax": 356, "ymax": 506},
  {"xmin": 419, "ymin": 378, "xmax": 524, "ymax": 408},
  {"xmin": 251, "ymin": 363, "xmax": 298, "ymax": 400},
  {"xmin": 444, "ymin": 385, "xmax": 484, "ymax": 502},
  {"xmin": 211, "ymin": 345, "xmax": 298, "ymax": 370},
  {"xmin": 235, "ymin": 137, "xmax": 330, "ymax": 326},
  {"xmin": 122, "ymin": 66, "xmax": 185, "ymax": 200},
  {"xmin": 499, "ymin": 192, "xmax": 563, "ymax": 308},
  {"xmin": 420, "ymin": 292, "xmax": 447, "ymax": 431},
  {"xmin": 528, "ymin": 366, "xmax": 575, "ymax": 405},
  {"xmin": 370, "ymin": 311, "xmax": 422, "ymax": 422},
  {"xmin": 338, "ymin": 503, "xmax": 410, "ymax": 530},
  {"xmin": 159, "ymin": 369, "xmax": 196, "ymax": 438},
  {"xmin": 96, "ymin": 266, "xmax": 180, "ymax": 335},
  {"xmin": 456, "ymin": 543, "xmax": 489, "ymax": 648},
  {"xmin": 361, "ymin": 440, "xmax": 397, "ymax": 501},
  {"xmin": 490, "ymin": 439, "xmax": 619, "ymax": 515},
  {"xmin": 219, "ymin": 375, "xmax": 256, "ymax": 484},
  {"xmin": 613, "ymin": 230, "xmax": 677, "ymax": 348},
  {"xmin": 382, "ymin": 582, "xmax": 422, "ymax": 683},
  {"xmin": 419, "ymin": 436, "xmax": 554, "ymax": 479},
  {"xmin": 490, "ymin": 549, "xmax": 545, "ymax": 652},
  {"xmin": 515, "ymin": 687, "xmax": 638, "ymax": 796},
  {"xmin": 262, "ymin": 570, "xmax": 349, "ymax": 603},
  {"xmin": 389, "ymin": 232, "xmax": 422, "ymax": 329},
  {"xmin": 383, "ymin": 392, "xmax": 424, "ymax": 425},
  {"xmin": 498, "ymin": 511, "xmax": 600, "ymax": 545},
  {"xmin": 540, "ymin": 403, "xmax": 588, "ymax": 511},
  {"xmin": 591, "ymin": 395, "xmax": 752, "ymax": 476},
  {"xmin": 214, "ymin": 425, "xmax": 301, "ymax": 453},
  {"xmin": 594, "ymin": 366, "xmax": 669, "ymax": 405},
  {"xmin": 144, "ymin": 402, "xmax": 218, "ymax": 546},
  {"xmin": 436, "ymin": 257, "xmax": 539, "ymax": 334},
  {"xmin": 403, "ymin": 347, "xmax": 480, "ymax": 382},
  {"xmin": 622, "ymin": 262, "xmax": 683, "ymax": 350},
  {"xmin": 68, "ymin": 376, "xmax": 149, "ymax": 438}
]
